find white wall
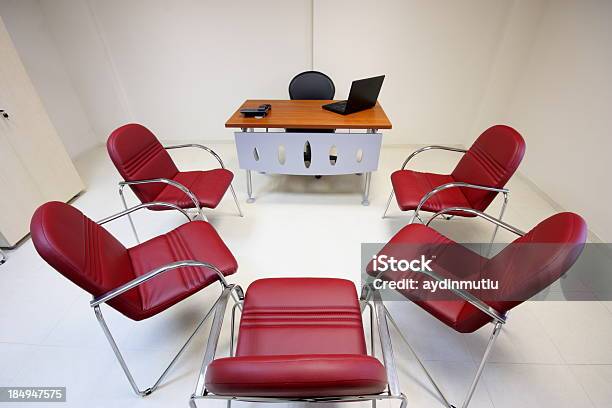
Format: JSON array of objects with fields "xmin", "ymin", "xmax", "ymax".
[
  {"xmin": 494, "ymin": 0, "xmax": 612, "ymax": 241},
  {"xmin": 3, "ymin": 0, "xmax": 535, "ymax": 147},
  {"xmin": 471, "ymin": 0, "xmax": 548, "ymax": 135},
  {"xmin": 38, "ymin": 0, "xmax": 313, "ymax": 143},
  {"xmin": 314, "ymin": 0, "xmax": 518, "ymax": 145},
  {"xmin": 0, "ymin": 0, "xmax": 97, "ymax": 158},
  {"xmin": 37, "ymin": 0, "xmax": 131, "ymax": 144}
]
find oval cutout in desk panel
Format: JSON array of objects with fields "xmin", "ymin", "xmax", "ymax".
[
  {"xmin": 253, "ymin": 147, "xmax": 260, "ymax": 161},
  {"xmin": 278, "ymin": 145, "xmax": 286, "ymax": 165},
  {"xmin": 356, "ymin": 148, "xmax": 364, "ymax": 163},
  {"xmin": 304, "ymin": 141, "xmax": 312, "ymax": 168},
  {"xmin": 329, "ymin": 145, "xmax": 338, "ymax": 166}
]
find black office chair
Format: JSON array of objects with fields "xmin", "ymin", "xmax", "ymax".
[
  {"xmin": 288, "ymin": 71, "xmax": 337, "ymax": 173},
  {"xmin": 289, "ymin": 71, "xmax": 335, "ymax": 100}
]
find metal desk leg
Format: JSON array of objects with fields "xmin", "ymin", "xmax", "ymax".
[
  {"xmin": 362, "ymin": 128, "xmax": 377, "ymax": 206},
  {"xmin": 246, "ymin": 170, "xmax": 255, "ymax": 203},
  {"xmin": 244, "ymin": 128, "xmax": 256, "ymax": 204},
  {"xmin": 362, "ymin": 172, "xmax": 372, "ymax": 206}
]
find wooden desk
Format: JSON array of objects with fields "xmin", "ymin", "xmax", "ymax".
[
  {"xmin": 226, "ymin": 100, "xmax": 392, "ymax": 130},
  {"xmin": 226, "ymin": 100, "xmax": 393, "ymax": 205}
]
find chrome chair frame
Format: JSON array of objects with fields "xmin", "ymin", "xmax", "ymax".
[
  {"xmin": 117, "ymin": 143, "xmax": 243, "ymax": 243},
  {"xmin": 0, "ymin": 248, "xmax": 6, "ymax": 265},
  {"xmin": 91, "ymin": 202, "xmax": 242, "ymax": 397},
  {"xmin": 367, "ymin": 207, "xmax": 525, "ymax": 408},
  {"xmin": 382, "ymin": 145, "xmax": 511, "ymax": 245},
  {"xmin": 189, "ymin": 285, "xmax": 408, "ymax": 408}
]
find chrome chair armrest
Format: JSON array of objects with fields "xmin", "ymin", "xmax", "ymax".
[
  {"xmin": 401, "ymin": 145, "xmax": 467, "ymax": 170},
  {"xmin": 90, "ymin": 260, "xmax": 229, "ymax": 308},
  {"xmin": 97, "ymin": 202, "xmax": 191, "ymax": 225},
  {"xmin": 119, "ymin": 178, "xmax": 201, "ymax": 212},
  {"xmin": 414, "ymin": 181, "xmax": 509, "ymax": 220},
  {"xmin": 165, "ymin": 144, "xmax": 226, "ymax": 169},
  {"xmin": 427, "ymin": 207, "xmax": 525, "ymax": 236},
  {"xmin": 193, "ymin": 284, "xmax": 234, "ymax": 397},
  {"xmin": 371, "ymin": 291, "xmax": 402, "ymax": 397},
  {"xmin": 367, "ymin": 268, "xmax": 506, "ymax": 324}
]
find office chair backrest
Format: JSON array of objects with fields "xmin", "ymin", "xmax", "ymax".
[
  {"xmin": 289, "ymin": 71, "xmax": 335, "ymax": 100},
  {"xmin": 484, "ymin": 212, "xmax": 587, "ymax": 314},
  {"xmin": 452, "ymin": 125, "xmax": 526, "ymax": 211},
  {"xmin": 30, "ymin": 202, "xmax": 140, "ymax": 309},
  {"xmin": 107, "ymin": 124, "xmax": 179, "ymax": 203}
]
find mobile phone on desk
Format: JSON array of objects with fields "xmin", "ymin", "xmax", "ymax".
[{"xmin": 240, "ymin": 104, "xmax": 271, "ymax": 118}]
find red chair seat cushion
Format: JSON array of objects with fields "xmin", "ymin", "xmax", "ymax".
[
  {"xmin": 126, "ymin": 220, "xmax": 238, "ymax": 320},
  {"xmin": 391, "ymin": 170, "xmax": 474, "ymax": 216},
  {"xmin": 154, "ymin": 169, "xmax": 234, "ymax": 210},
  {"xmin": 206, "ymin": 354, "xmax": 387, "ymax": 397},
  {"xmin": 369, "ymin": 224, "xmax": 491, "ymax": 333},
  {"xmin": 205, "ymin": 278, "xmax": 387, "ymax": 397}
]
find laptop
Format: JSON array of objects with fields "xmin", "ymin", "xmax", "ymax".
[{"xmin": 322, "ymin": 75, "xmax": 385, "ymax": 115}]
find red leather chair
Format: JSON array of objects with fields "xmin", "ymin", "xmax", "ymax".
[
  {"xmin": 382, "ymin": 125, "xmax": 526, "ymax": 243},
  {"xmin": 190, "ymin": 277, "xmax": 407, "ymax": 408},
  {"xmin": 30, "ymin": 201, "xmax": 241, "ymax": 396},
  {"xmin": 367, "ymin": 209, "xmax": 587, "ymax": 408},
  {"xmin": 107, "ymin": 123, "xmax": 243, "ymax": 243}
]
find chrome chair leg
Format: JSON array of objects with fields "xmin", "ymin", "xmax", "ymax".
[
  {"xmin": 229, "ymin": 302, "xmax": 241, "ymax": 357},
  {"xmin": 362, "ymin": 301, "xmax": 377, "ymax": 357},
  {"xmin": 382, "ymin": 190, "xmax": 394, "ymax": 219},
  {"xmin": 385, "ymin": 306, "xmax": 502, "ymax": 408},
  {"xmin": 229, "ymin": 184, "xmax": 243, "ymax": 217},
  {"xmin": 93, "ymin": 291, "xmax": 223, "ymax": 397},
  {"xmin": 119, "ymin": 184, "xmax": 140, "ymax": 244},
  {"xmin": 461, "ymin": 322, "xmax": 502, "ymax": 408},
  {"xmin": 0, "ymin": 248, "xmax": 6, "ymax": 265},
  {"xmin": 384, "ymin": 307, "xmax": 453, "ymax": 408}
]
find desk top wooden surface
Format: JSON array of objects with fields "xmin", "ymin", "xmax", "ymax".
[{"xmin": 225, "ymin": 100, "xmax": 392, "ymax": 130}]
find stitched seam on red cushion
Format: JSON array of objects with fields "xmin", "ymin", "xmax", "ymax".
[
  {"xmin": 85, "ymin": 217, "xmax": 102, "ymax": 286},
  {"xmin": 90, "ymin": 219, "xmax": 102, "ymax": 286},
  {"xmin": 122, "ymin": 141, "xmax": 163, "ymax": 178},
  {"xmin": 166, "ymin": 230, "xmax": 192, "ymax": 288},
  {"xmin": 174, "ymin": 228, "xmax": 203, "ymax": 286},
  {"xmin": 239, "ymin": 323, "xmax": 363, "ymax": 329},
  {"xmin": 473, "ymin": 144, "xmax": 506, "ymax": 175},
  {"xmin": 208, "ymin": 379, "xmax": 384, "ymax": 385},
  {"xmin": 469, "ymin": 145, "xmax": 505, "ymax": 185},
  {"xmin": 243, "ymin": 306, "xmax": 357, "ymax": 310}
]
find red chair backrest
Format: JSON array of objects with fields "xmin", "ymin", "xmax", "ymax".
[
  {"xmin": 451, "ymin": 125, "xmax": 526, "ymax": 211},
  {"xmin": 485, "ymin": 212, "xmax": 587, "ymax": 314},
  {"xmin": 107, "ymin": 124, "xmax": 179, "ymax": 203},
  {"xmin": 30, "ymin": 202, "xmax": 141, "ymax": 310}
]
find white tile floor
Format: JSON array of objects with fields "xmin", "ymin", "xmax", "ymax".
[{"xmin": 1, "ymin": 143, "xmax": 611, "ymax": 408}]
